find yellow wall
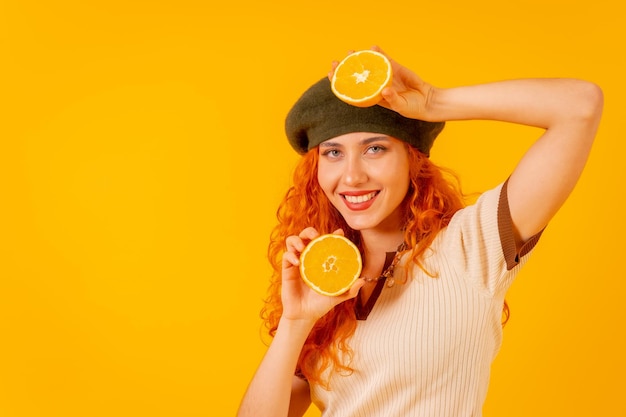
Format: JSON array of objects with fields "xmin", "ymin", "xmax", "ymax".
[{"xmin": 1, "ymin": 1, "xmax": 623, "ymax": 416}]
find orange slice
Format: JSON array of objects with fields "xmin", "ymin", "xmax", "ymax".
[
  {"xmin": 331, "ymin": 50, "xmax": 393, "ymax": 107},
  {"xmin": 299, "ymin": 234, "xmax": 362, "ymax": 296}
]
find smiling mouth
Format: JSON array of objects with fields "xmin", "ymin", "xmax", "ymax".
[{"xmin": 342, "ymin": 191, "xmax": 379, "ymax": 204}]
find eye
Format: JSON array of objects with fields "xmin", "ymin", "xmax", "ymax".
[
  {"xmin": 321, "ymin": 148, "xmax": 342, "ymax": 159},
  {"xmin": 366, "ymin": 145, "xmax": 386, "ymax": 154}
]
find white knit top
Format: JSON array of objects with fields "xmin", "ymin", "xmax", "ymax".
[{"xmin": 309, "ymin": 182, "xmax": 540, "ymax": 416}]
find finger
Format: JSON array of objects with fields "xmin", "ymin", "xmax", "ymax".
[
  {"xmin": 285, "ymin": 235, "xmax": 305, "ymax": 254},
  {"xmin": 299, "ymin": 227, "xmax": 320, "ymax": 241},
  {"xmin": 380, "ymin": 86, "xmax": 396, "ymax": 102},
  {"xmin": 380, "ymin": 87, "xmax": 406, "ymax": 113},
  {"xmin": 331, "ymin": 228, "xmax": 345, "ymax": 236},
  {"xmin": 370, "ymin": 45, "xmax": 384, "ymax": 54},
  {"xmin": 328, "ymin": 60, "xmax": 339, "ymax": 80},
  {"xmin": 370, "ymin": 45, "xmax": 395, "ymax": 66},
  {"xmin": 281, "ymin": 251, "xmax": 301, "ymax": 270}
]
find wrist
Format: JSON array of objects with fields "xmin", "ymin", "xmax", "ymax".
[
  {"xmin": 278, "ymin": 316, "xmax": 316, "ymax": 337},
  {"xmin": 423, "ymin": 85, "xmax": 446, "ymax": 122}
]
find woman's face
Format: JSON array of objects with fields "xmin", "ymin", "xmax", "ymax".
[{"xmin": 317, "ymin": 132, "xmax": 410, "ymax": 233}]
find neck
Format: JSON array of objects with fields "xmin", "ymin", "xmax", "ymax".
[{"xmin": 360, "ymin": 229, "xmax": 404, "ymax": 258}]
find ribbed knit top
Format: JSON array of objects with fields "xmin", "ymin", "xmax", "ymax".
[{"xmin": 309, "ymin": 182, "xmax": 540, "ymax": 416}]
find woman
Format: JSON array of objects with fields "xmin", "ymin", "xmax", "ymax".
[{"xmin": 238, "ymin": 46, "xmax": 603, "ymax": 417}]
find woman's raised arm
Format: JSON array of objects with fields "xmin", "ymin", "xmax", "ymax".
[{"xmin": 374, "ymin": 47, "xmax": 603, "ymax": 246}]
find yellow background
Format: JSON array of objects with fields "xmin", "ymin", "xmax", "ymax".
[{"xmin": 1, "ymin": 1, "xmax": 623, "ymax": 416}]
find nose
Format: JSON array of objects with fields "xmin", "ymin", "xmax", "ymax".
[{"xmin": 343, "ymin": 154, "xmax": 367, "ymax": 186}]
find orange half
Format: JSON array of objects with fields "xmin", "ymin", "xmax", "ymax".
[
  {"xmin": 299, "ymin": 234, "xmax": 362, "ymax": 296},
  {"xmin": 331, "ymin": 50, "xmax": 393, "ymax": 107}
]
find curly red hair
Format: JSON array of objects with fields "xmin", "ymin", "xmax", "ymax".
[{"xmin": 261, "ymin": 144, "xmax": 502, "ymax": 388}]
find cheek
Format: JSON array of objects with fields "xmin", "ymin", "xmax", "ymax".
[
  {"xmin": 317, "ymin": 158, "xmax": 341, "ymax": 186},
  {"xmin": 390, "ymin": 177, "xmax": 410, "ymax": 203},
  {"xmin": 389, "ymin": 166, "xmax": 411, "ymax": 202},
  {"xmin": 316, "ymin": 167, "xmax": 333, "ymax": 197}
]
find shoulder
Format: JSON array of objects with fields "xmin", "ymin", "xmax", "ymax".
[
  {"xmin": 428, "ymin": 181, "xmax": 538, "ymax": 296},
  {"xmin": 446, "ymin": 182, "xmax": 504, "ymax": 238}
]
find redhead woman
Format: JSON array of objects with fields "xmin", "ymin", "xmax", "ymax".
[{"xmin": 237, "ymin": 46, "xmax": 603, "ymax": 417}]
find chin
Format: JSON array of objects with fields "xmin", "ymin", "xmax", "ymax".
[{"xmin": 343, "ymin": 218, "xmax": 381, "ymax": 232}]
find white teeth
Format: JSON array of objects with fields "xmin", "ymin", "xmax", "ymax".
[{"xmin": 344, "ymin": 191, "xmax": 377, "ymax": 204}]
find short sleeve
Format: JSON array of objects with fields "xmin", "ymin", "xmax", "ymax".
[{"xmin": 434, "ymin": 181, "xmax": 541, "ymax": 298}]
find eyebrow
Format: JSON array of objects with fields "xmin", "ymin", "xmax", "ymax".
[{"xmin": 319, "ymin": 135, "xmax": 391, "ymax": 148}]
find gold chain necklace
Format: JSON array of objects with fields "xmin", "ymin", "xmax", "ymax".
[{"xmin": 361, "ymin": 243, "xmax": 407, "ymax": 288}]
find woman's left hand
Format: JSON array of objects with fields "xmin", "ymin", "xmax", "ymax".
[{"xmin": 329, "ymin": 45, "xmax": 439, "ymax": 121}]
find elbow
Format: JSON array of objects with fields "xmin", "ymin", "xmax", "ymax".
[{"xmin": 577, "ymin": 81, "xmax": 604, "ymax": 124}]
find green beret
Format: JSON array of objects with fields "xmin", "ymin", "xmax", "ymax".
[{"xmin": 285, "ymin": 77, "xmax": 445, "ymax": 156}]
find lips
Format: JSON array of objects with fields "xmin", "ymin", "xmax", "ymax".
[{"xmin": 340, "ymin": 191, "xmax": 379, "ymax": 211}]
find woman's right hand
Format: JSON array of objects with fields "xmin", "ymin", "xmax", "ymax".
[
  {"xmin": 281, "ymin": 227, "xmax": 364, "ymax": 324},
  {"xmin": 239, "ymin": 227, "xmax": 361, "ymax": 417}
]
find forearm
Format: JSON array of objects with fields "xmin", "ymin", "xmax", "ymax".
[
  {"xmin": 237, "ymin": 318, "xmax": 315, "ymax": 417},
  {"xmin": 427, "ymin": 78, "xmax": 602, "ymax": 130},
  {"xmin": 425, "ymin": 77, "xmax": 602, "ymax": 243}
]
